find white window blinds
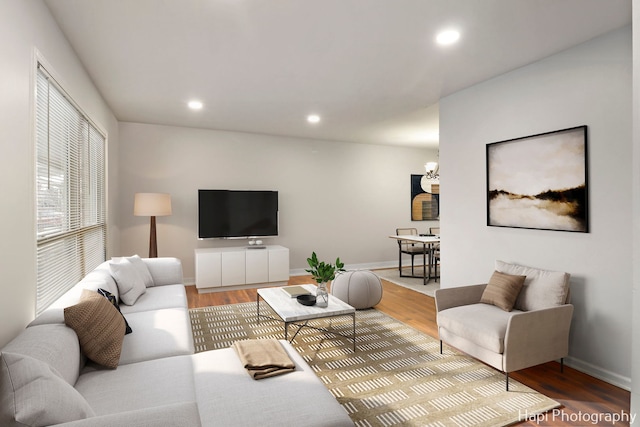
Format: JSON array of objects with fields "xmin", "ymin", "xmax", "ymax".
[{"xmin": 35, "ymin": 65, "xmax": 106, "ymax": 315}]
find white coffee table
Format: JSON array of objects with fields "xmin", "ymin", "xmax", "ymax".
[{"xmin": 257, "ymin": 284, "xmax": 357, "ymax": 351}]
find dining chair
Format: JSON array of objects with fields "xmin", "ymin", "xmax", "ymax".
[
  {"xmin": 395, "ymin": 228, "xmax": 424, "ymax": 277},
  {"xmin": 429, "ymin": 227, "xmax": 440, "ymax": 281}
]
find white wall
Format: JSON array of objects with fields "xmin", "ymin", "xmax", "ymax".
[
  {"xmin": 440, "ymin": 27, "xmax": 632, "ymax": 388},
  {"xmin": 117, "ymin": 122, "xmax": 437, "ymax": 282},
  {"xmin": 630, "ymin": 2, "xmax": 640, "ymax": 421},
  {"xmin": 0, "ymin": 0, "xmax": 119, "ymax": 348}
]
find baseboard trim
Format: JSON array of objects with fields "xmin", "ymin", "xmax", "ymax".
[
  {"xmin": 290, "ymin": 260, "xmax": 398, "ymax": 277},
  {"xmin": 564, "ymin": 356, "xmax": 631, "ymax": 391}
]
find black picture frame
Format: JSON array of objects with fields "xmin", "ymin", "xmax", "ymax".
[{"xmin": 486, "ymin": 125, "xmax": 588, "ymax": 232}]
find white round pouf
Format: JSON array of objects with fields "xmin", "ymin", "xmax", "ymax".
[{"xmin": 330, "ymin": 270, "xmax": 383, "ymax": 309}]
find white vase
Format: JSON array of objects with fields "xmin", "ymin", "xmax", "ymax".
[{"xmin": 316, "ymin": 282, "xmax": 329, "ymax": 308}]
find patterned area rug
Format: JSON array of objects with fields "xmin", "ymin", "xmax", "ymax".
[
  {"xmin": 190, "ymin": 303, "xmax": 559, "ymax": 427},
  {"xmin": 374, "ymin": 268, "xmax": 440, "ymax": 297}
]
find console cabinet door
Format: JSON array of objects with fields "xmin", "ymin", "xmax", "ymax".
[
  {"xmin": 246, "ymin": 250, "xmax": 269, "ymax": 284},
  {"xmin": 195, "ymin": 250, "xmax": 221, "ymax": 288},
  {"xmin": 221, "ymin": 251, "xmax": 246, "ymax": 286},
  {"xmin": 268, "ymin": 247, "xmax": 290, "ymax": 282}
]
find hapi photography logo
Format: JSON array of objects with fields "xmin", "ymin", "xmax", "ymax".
[{"xmin": 520, "ymin": 409, "xmax": 636, "ymax": 425}]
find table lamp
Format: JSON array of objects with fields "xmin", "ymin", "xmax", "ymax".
[{"xmin": 134, "ymin": 193, "xmax": 172, "ymax": 258}]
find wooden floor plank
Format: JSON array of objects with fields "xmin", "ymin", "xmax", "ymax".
[{"xmin": 185, "ymin": 273, "xmax": 631, "ymax": 426}]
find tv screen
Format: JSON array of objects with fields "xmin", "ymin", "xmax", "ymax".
[{"xmin": 198, "ymin": 190, "xmax": 279, "ymax": 239}]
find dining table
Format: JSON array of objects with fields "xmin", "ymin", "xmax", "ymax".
[{"xmin": 388, "ymin": 234, "xmax": 440, "ymax": 285}]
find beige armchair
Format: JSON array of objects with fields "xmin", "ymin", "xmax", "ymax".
[{"xmin": 435, "ymin": 260, "xmax": 573, "ymax": 390}]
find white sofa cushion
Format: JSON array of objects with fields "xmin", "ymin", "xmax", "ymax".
[
  {"xmin": 118, "ymin": 308, "xmax": 195, "ymax": 365},
  {"xmin": 192, "ymin": 341, "xmax": 353, "ymax": 427},
  {"xmin": 437, "ymin": 303, "xmax": 523, "ymax": 354},
  {"xmin": 0, "ymin": 352, "xmax": 95, "ymax": 427},
  {"xmin": 109, "ymin": 258, "xmax": 147, "ymax": 305},
  {"xmin": 119, "ymin": 285, "xmax": 188, "ymax": 314},
  {"xmin": 52, "ymin": 402, "xmax": 202, "ymax": 427},
  {"xmin": 75, "ymin": 355, "xmax": 196, "ymax": 416},
  {"xmin": 142, "ymin": 257, "xmax": 183, "ymax": 287},
  {"xmin": 495, "ymin": 260, "xmax": 570, "ymax": 311},
  {"xmin": 2, "ymin": 324, "xmax": 81, "ymax": 386},
  {"xmin": 80, "ymin": 267, "xmax": 120, "ymax": 300}
]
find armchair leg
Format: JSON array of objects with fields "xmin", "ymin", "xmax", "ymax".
[
  {"xmin": 506, "ymin": 372, "xmax": 509, "ymax": 391},
  {"xmin": 560, "ymin": 358, "xmax": 564, "ymax": 373},
  {"xmin": 439, "ymin": 340, "xmax": 442, "ymax": 354}
]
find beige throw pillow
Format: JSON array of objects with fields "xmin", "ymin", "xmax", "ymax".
[
  {"xmin": 481, "ymin": 270, "xmax": 526, "ymax": 312},
  {"xmin": 64, "ymin": 289, "xmax": 126, "ymax": 369}
]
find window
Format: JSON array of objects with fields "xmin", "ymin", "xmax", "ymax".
[{"xmin": 35, "ymin": 65, "xmax": 106, "ymax": 315}]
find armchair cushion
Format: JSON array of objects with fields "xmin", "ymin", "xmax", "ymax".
[
  {"xmin": 495, "ymin": 260, "xmax": 570, "ymax": 311},
  {"xmin": 480, "ymin": 271, "xmax": 526, "ymax": 312},
  {"xmin": 437, "ymin": 303, "xmax": 523, "ymax": 353}
]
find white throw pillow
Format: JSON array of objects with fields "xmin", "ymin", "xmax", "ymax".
[
  {"xmin": 495, "ymin": 260, "xmax": 570, "ymax": 311},
  {"xmin": 126, "ymin": 254, "xmax": 155, "ymax": 287},
  {"xmin": 0, "ymin": 352, "xmax": 95, "ymax": 427},
  {"xmin": 109, "ymin": 258, "xmax": 147, "ymax": 305}
]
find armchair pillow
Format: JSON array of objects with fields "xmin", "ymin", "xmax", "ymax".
[
  {"xmin": 495, "ymin": 260, "xmax": 570, "ymax": 311},
  {"xmin": 480, "ymin": 270, "xmax": 526, "ymax": 311}
]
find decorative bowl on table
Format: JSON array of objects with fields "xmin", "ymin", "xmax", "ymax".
[{"xmin": 297, "ymin": 294, "xmax": 316, "ymax": 306}]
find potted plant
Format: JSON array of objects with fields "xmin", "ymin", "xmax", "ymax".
[{"xmin": 305, "ymin": 252, "xmax": 345, "ymax": 307}]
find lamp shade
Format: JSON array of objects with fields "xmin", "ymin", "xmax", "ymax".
[
  {"xmin": 134, "ymin": 193, "xmax": 172, "ymax": 217},
  {"xmin": 425, "ymin": 162, "xmax": 438, "ymax": 174}
]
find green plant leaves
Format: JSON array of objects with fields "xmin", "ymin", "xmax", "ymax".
[{"xmin": 305, "ymin": 251, "xmax": 346, "ymax": 284}]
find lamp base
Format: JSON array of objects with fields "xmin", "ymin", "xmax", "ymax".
[{"xmin": 149, "ymin": 216, "xmax": 158, "ymax": 258}]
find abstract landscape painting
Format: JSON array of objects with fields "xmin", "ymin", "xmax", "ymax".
[{"xmin": 486, "ymin": 126, "xmax": 588, "ymax": 232}]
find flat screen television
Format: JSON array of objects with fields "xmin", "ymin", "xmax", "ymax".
[{"xmin": 198, "ymin": 189, "xmax": 279, "ymax": 239}]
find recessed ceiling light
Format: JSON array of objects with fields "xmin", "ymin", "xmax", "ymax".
[
  {"xmin": 307, "ymin": 114, "xmax": 321, "ymax": 124},
  {"xmin": 188, "ymin": 100, "xmax": 203, "ymax": 110},
  {"xmin": 436, "ymin": 30, "xmax": 460, "ymax": 46}
]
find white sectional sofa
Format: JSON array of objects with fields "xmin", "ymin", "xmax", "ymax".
[{"xmin": 1, "ymin": 257, "xmax": 353, "ymax": 427}]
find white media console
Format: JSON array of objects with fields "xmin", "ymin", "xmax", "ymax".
[{"xmin": 194, "ymin": 245, "xmax": 290, "ymax": 293}]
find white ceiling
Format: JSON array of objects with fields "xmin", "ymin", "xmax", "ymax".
[{"xmin": 44, "ymin": 0, "xmax": 631, "ymax": 148}]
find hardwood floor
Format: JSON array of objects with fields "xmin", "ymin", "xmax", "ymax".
[{"xmin": 186, "ymin": 274, "xmax": 631, "ymax": 426}]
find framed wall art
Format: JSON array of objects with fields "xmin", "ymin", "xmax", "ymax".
[
  {"xmin": 486, "ymin": 125, "xmax": 588, "ymax": 232},
  {"xmin": 411, "ymin": 174, "xmax": 439, "ymax": 221}
]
